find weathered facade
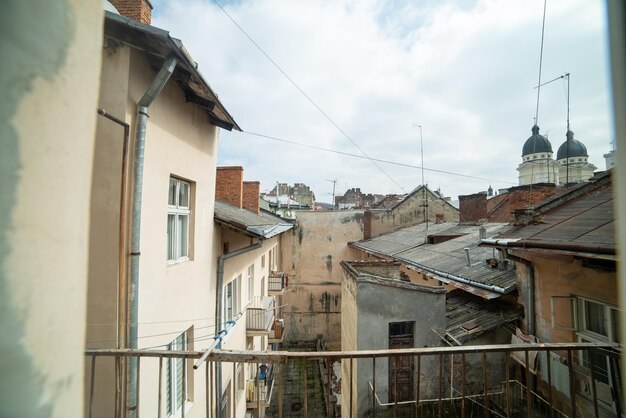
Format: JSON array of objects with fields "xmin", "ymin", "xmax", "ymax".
[
  {"xmin": 282, "ymin": 186, "xmax": 459, "ymax": 346},
  {"xmin": 484, "ymin": 172, "xmax": 619, "ymax": 417}
]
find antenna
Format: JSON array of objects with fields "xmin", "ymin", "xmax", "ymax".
[
  {"xmin": 413, "ymin": 123, "xmax": 428, "ymax": 238},
  {"xmin": 325, "ymin": 179, "xmax": 337, "ymax": 210}
]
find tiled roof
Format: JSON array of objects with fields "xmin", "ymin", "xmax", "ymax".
[
  {"xmin": 350, "ymin": 222, "xmax": 517, "ymax": 296},
  {"xmin": 214, "ymin": 200, "xmax": 293, "ymax": 239}
]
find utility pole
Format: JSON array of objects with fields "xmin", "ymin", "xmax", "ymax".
[{"xmin": 325, "ymin": 179, "xmax": 337, "ymax": 210}]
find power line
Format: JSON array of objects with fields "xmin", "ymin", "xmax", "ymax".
[
  {"xmin": 243, "ymin": 130, "xmax": 517, "ymax": 185},
  {"xmin": 209, "ymin": 0, "xmax": 407, "ymax": 193}
]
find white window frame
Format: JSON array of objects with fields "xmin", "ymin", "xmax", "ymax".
[
  {"xmin": 167, "ymin": 177, "xmax": 191, "ymax": 264},
  {"xmin": 576, "ymin": 297, "xmax": 620, "ymax": 409},
  {"xmin": 166, "ymin": 328, "xmax": 192, "ymax": 417},
  {"xmin": 224, "ymin": 275, "xmax": 241, "ymax": 322},
  {"xmin": 247, "ymin": 265, "xmax": 254, "ymax": 303}
]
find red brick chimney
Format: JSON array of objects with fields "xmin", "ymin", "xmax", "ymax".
[
  {"xmin": 458, "ymin": 192, "xmax": 487, "ymax": 223},
  {"xmin": 110, "ymin": 0, "xmax": 153, "ymax": 24},
  {"xmin": 243, "ymin": 181, "xmax": 261, "ymax": 214},
  {"xmin": 216, "ymin": 166, "xmax": 244, "ymax": 208}
]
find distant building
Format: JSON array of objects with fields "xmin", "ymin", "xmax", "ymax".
[
  {"xmin": 268, "ymin": 182, "xmax": 316, "ymax": 207},
  {"xmin": 334, "ymin": 187, "xmax": 388, "ymax": 209},
  {"xmin": 260, "ymin": 194, "xmax": 311, "ymax": 219},
  {"xmin": 517, "ymin": 125, "xmax": 600, "ymax": 186}
]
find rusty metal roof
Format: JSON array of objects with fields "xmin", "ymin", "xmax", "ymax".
[
  {"xmin": 497, "ymin": 182, "xmax": 614, "ymax": 252},
  {"xmin": 350, "ymin": 223, "xmax": 518, "ymax": 297}
]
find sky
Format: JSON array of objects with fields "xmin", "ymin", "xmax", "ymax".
[{"xmin": 151, "ymin": 0, "xmax": 614, "ymax": 204}]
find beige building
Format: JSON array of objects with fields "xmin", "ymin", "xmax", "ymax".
[
  {"xmin": 212, "ymin": 166, "xmax": 293, "ymax": 417},
  {"xmin": 484, "ymin": 172, "xmax": 619, "ymax": 417},
  {"xmin": 86, "ymin": 5, "xmax": 240, "ymax": 418},
  {"xmin": 282, "ymin": 185, "xmax": 459, "ymax": 346},
  {"xmin": 1, "ymin": 2, "xmax": 104, "ymax": 417},
  {"xmin": 517, "ymin": 125, "xmax": 561, "ymax": 185}
]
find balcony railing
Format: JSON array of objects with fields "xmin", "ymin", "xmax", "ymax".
[
  {"xmin": 268, "ymin": 271, "xmax": 288, "ymax": 295},
  {"xmin": 246, "ymin": 296, "xmax": 275, "ymax": 335},
  {"xmin": 246, "ymin": 364, "xmax": 277, "ymax": 408},
  {"xmin": 268, "ymin": 319, "xmax": 285, "ymax": 343},
  {"xmin": 84, "ymin": 342, "xmax": 620, "ymax": 418}
]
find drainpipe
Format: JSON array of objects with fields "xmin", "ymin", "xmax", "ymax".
[
  {"xmin": 127, "ymin": 55, "xmax": 178, "ymax": 418},
  {"xmin": 96, "ymin": 108, "xmax": 131, "ymax": 418},
  {"xmin": 215, "ymin": 241, "xmax": 262, "ymax": 418}
]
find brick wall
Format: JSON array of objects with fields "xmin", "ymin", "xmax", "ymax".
[
  {"xmin": 110, "ymin": 0, "xmax": 153, "ymax": 24},
  {"xmin": 216, "ymin": 166, "xmax": 243, "ymax": 208},
  {"xmin": 488, "ymin": 184, "xmax": 558, "ymax": 222},
  {"xmin": 243, "ymin": 181, "xmax": 260, "ymax": 214},
  {"xmin": 458, "ymin": 192, "xmax": 487, "ymax": 222}
]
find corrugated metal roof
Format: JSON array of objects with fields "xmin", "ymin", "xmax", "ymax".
[
  {"xmin": 445, "ymin": 290, "xmax": 522, "ymax": 344},
  {"xmin": 499, "ymin": 183, "xmax": 614, "ymax": 249},
  {"xmin": 214, "ymin": 200, "xmax": 293, "ymax": 239},
  {"xmin": 351, "ymin": 223, "xmax": 517, "ymax": 295}
]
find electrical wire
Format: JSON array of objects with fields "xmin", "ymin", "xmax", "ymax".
[
  {"xmin": 243, "ymin": 130, "xmax": 517, "ymax": 185},
  {"xmin": 209, "ymin": 0, "xmax": 407, "ymax": 193}
]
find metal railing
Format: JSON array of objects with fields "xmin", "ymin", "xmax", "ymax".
[
  {"xmin": 246, "ymin": 296, "xmax": 275, "ymax": 332},
  {"xmin": 85, "ymin": 342, "xmax": 620, "ymax": 418},
  {"xmin": 268, "ymin": 271, "xmax": 288, "ymax": 293}
]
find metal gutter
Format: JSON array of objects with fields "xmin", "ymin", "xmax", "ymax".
[
  {"xmin": 215, "ymin": 241, "xmax": 262, "ymax": 418},
  {"xmin": 481, "ymin": 238, "xmax": 615, "ymax": 255},
  {"xmin": 127, "ymin": 55, "xmax": 178, "ymax": 418},
  {"xmin": 96, "ymin": 108, "xmax": 131, "ymax": 418}
]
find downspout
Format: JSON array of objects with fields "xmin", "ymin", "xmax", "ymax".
[
  {"xmin": 96, "ymin": 108, "xmax": 131, "ymax": 418},
  {"xmin": 215, "ymin": 241, "xmax": 263, "ymax": 418},
  {"xmin": 127, "ymin": 55, "xmax": 178, "ymax": 418}
]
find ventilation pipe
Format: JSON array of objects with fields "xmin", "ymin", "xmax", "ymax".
[
  {"xmin": 464, "ymin": 247, "xmax": 471, "ymax": 266},
  {"xmin": 215, "ymin": 241, "xmax": 262, "ymax": 418},
  {"xmin": 127, "ymin": 55, "xmax": 178, "ymax": 418}
]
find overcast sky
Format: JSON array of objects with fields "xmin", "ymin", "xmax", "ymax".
[{"xmin": 152, "ymin": 0, "xmax": 613, "ymax": 203}]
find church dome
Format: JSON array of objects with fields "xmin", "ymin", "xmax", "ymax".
[
  {"xmin": 522, "ymin": 125, "xmax": 553, "ymax": 157},
  {"xmin": 557, "ymin": 130, "xmax": 588, "ymax": 160}
]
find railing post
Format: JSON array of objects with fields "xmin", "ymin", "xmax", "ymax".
[
  {"xmin": 303, "ymin": 358, "xmax": 309, "ymax": 418},
  {"xmin": 372, "ymin": 356, "xmax": 377, "ymax": 418},
  {"xmin": 567, "ymin": 349, "xmax": 577, "ymax": 418},
  {"xmin": 136, "ymin": 356, "xmax": 141, "ymax": 418},
  {"xmin": 546, "ymin": 349, "xmax": 553, "ymax": 418},
  {"xmin": 525, "ymin": 349, "xmax": 533, "ymax": 418},
  {"xmin": 504, "ymin": 352, "xmax": 510, "ymax": 417},
  {"xmin": 415, "ymin": 354, "xmax": 420, "ymax": 418},
  {"xmin": 205, "ymin": 360, "xmax": 209, "ymax": 418},
  {"xmin": 482, "ymin": 352, "xmax": 488, "ymax": 418},
  {"xmin": 438, "ymin": 353, "xmax": 443, "ymax": 418},
  {"xmin": 157, "ymin": 356, "xmax": 163, "ymax": 418},
  {"xmin": 89, "ymin": 355, "xmax": 96, "ymax": 418},
  {"xmin": 461, "ymin": 353, "xmax": 465, "ymax": 418},
  {"xmin": 327, "ymin": 357, "xmax": 333, "ymax": 417},
  {"xmin": 349, "ymin": 357, "xmax": 354, "ymax": 418}
]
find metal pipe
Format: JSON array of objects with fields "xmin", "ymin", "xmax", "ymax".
[
  {"xmin": 96, "ymin": 108, "xmax": 131, "ymax": 417},
  {"xmin": 480, "ymin": 238, "xmax": 616, "ymax": 256},
  {"xmin": 214, "ymin": 241, "xmax": 262, "ymax": 417},
  {"xmin": 127, "ymin": 55, "xmax": 178, "ymax": 418}
]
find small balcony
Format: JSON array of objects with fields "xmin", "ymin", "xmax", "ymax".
[
  {"xmin": 246, "ymin": 296, "xmax": 275, "ymax": 336},
  {"xmin": 268, "ymin": 271, "xmax": 288, "ymax": 295},
  {"xmin": 246, "ymin": 365, "xmax": 277, "ymax": 409},
  {"xmin": 268, "ymin": 318, "xmax": 285, "ymax": 343}
]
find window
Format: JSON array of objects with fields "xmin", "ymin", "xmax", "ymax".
[
  {"xmin": 577, "ymin": 298, "xmax": 620, "ymax": 404},
  {"xmin": 247, "ymin": 265, "xmax": 254, "ymax": 302},
  {"xmin": 224, "ymin": 275, "xmax": 241, "ymax": 321},
  {"xmin": 236, "ymin": 363, "xmax": 244, "ymax": 395},
  {"xmin": 261, "ymin": 254, "xmax": 265, "ymax": 269},
  {"xmin": 166, "ymin": 328, "xmax": 192, "ymax": 417},
  {"xmin": 168, "ymin": 177, "xmax": 191, "ymax": 263}
]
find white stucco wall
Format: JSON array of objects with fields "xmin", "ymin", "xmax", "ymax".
[{"xmin": 1, "ymin": 1, "xmax": 103, "ymax": 417}]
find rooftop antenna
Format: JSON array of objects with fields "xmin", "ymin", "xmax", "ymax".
[
  {"xmin": 325, "ymin": 179, "xmax": 337, "ymax": 209},
  {"xmin": 413, "ymin": 123, "xmax": 428, "ymax": 239},
  {"xmin": 534, "ymin": 72, "xmax": 571, "ymax": 185}
]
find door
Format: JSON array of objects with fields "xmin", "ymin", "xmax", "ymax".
[{"xmin": 389, "ymin": 321, "xmax": 414, "ymax": 402}]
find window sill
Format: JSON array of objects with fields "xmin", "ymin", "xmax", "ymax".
[{"xmin": 167, "ymin": 257, "xmax": 190, "ymax": 267}]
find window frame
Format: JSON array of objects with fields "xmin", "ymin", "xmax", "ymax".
[
  {"xmin": 247, "ymin": 264, "xmax": 254, "ymax": 303},
  {"xmin": 167, "ymin": 177, "xmax": 192, "ymax": 264},
  {"xmin": 224, "ymin": 275, "xmax": 241, "ymax": 322},
  {"xmin": 166, "ymin": 328, "xmax": 193, "ymax": 417}
]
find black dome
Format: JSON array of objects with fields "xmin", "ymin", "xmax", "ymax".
[
  {"xmin": 522, "ymin": 125, "xmax": 553, "ymax": 157},
  {"xmin": 557, "ymin": 131, "xmax": 588, "ymax": 160}
]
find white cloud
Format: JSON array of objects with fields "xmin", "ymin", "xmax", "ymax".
[{"xmin": 153, "ymin": 0, "xmax": 612, "ymax": 202}]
